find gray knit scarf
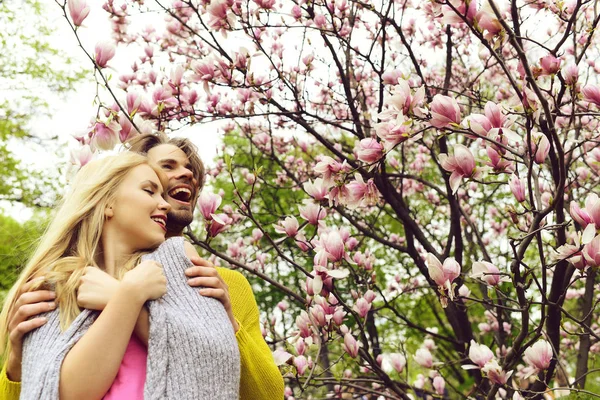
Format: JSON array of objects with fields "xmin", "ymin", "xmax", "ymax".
[{"xmin": 20, "ymin": 237, "xmax": 240, "ymax": 399}]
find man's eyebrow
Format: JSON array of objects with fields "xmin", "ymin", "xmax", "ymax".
[{"xmin": 158, "ymin": 158, "xmax": 177, "ymax": 165}]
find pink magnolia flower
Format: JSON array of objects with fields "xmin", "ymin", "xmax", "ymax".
[
  {"xmin": 353, "ymin": 297, "xmax": 371, "ymax": 318},
  {"xmin": 482, "ymin": 359, "xmax": 512, "ymax": 385},
  {"xmin": 198, "ymin": 192, "xmax": 222, "ymax": 220},
  {"xmin": 94, "ymin": 41, "xmax": 116, "ymax": 69},
  {"xmin": 475, "ymin": 7, "xmax": 503, "ymax": 40},
  {"xmin": 313, "ymin": 156, "xmax": 343, "ymax": 185},
  {"xmin": 344, "ymin": 174, "xmax": 379, "ymax": 209},
  {"xmin": 540, "ymin": 54, "xmax": 561, "ymax": 75},
  {"xmin": 70, "ymin": 145, "xmax": 94, "ymax": 167},
  {"xmin": 582, "ymin": 85, "xmax": 600, "ymax": 107},
  {"xmin": 426, "ymin": 254, "xmax": 460, "ymax": 306},
  {"xmin": 472, "ymin": 261, "xmax": 504, "ymax": 286},
  {"xmin": 414, "ymin": 348, "xmax": 433, "ymax": 368},
  {"xmin": 390, "ymin": 353, "xmax": 406, "ymax": 373},
  {"xmin": 274, "ymin": 216, "xmax": 300, "ymax": 237},
  {"xmin": 91, "ymin": 120, "xmax": 120, "ymax": 150},
  {"xmin": 532, "ymin": 133, "xmax": 551, "ymax": 164},
  {"xmin": 379, "ymin": 79, "xmax": 425, "ymax": 119},
  {"xmin": 433, "ymin": 376, "xmax": 445, "ymax": 395},
  {"xmin": 207, "ymin": 0, "xmax": 235, "ymax": 31},
  {"xmin": 463, "ymin": 340, "xmax": 494, "ymax": 369},
  {"xmin": 356, "ymin": 138, "xmax": 384, "ymax": 163},
  {"xmin": 509, "ymin": 175, "xmax": 526, "ymax": 203},
  {"xmin": 438, "ymin": 144, "xmax": 476, "ymax": 194},
  {"xmin": 299, "ymin": 201, "xmax": 326, "ymax": 225},
  {"xmin": 68, "ymin": 0, "xmax": 90, "ymax": 27},
  {"xmin": 343, "ymin": 333, "xmax": 359, "ymax": 358},
  {"xmin": 430, "ymin": 94, "xmax": 461, "ymax": 128},
  {"xmin": 303, "ymin": 178, "xmax": 329, "ymax": 201},
  {"xmin": 208, "ymin": 213, "xmax": 233, "ymax": 237},
  {"xmin": 523, "ymin": 340, "xmax": 553, "ymax": 371},
  {"xmin": 293, "ymin": 355, "xmax": 309, "ymax": 375},
  {"xmin": 309, "ymin": 304, "xmax": 327, "ymax": 327},
  {"xmin": 321, "ymin": 230, "xmax": 345, "ymax": 262},
  {"xmin": 583, "ymin": 235, "xmax": 600, "ymax": 267},
  {"xmin": 296, "ymin": 311, "xmax": 311, "ymax": 338},
  {"xmin": 563, "ymin": 64, "xmax": 579, "ymax": 85},
  {"xmin": 486, "ymin": 146, "xmax": 514, "ymax": 173}
]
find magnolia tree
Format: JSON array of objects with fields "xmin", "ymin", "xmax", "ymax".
[{"xmin": 58, "ymin": 0, "xmax": 600, "ymax": 397}]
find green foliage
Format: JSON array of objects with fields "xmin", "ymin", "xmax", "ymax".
[
  {"xmin": 0, "ymin": 211, "xmax": 48, "ymax": 299},
  {"xmin": 0, "ymin": 0, "xmax": 85, "ymax": 207}
]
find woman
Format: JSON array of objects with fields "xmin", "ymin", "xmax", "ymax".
[{"xmin": 0, "ymin": 152, "xmax": 240, "ymax": 399}]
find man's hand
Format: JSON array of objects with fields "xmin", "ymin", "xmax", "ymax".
[
  {"xmin": 7, "ymin": 277, "xmax": 56, "ymax": 381},
  {"xmin": 185, "ymin": 257, "xmax": 239, "ymax": 332},
  {"xmin": 77, "ymin": 267, "xmax": 120, "ymax": 310}
]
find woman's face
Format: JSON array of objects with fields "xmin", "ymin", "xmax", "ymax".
[{"xmin": 106, "ymin": 164, "xmax": 171, "ymax": 252}]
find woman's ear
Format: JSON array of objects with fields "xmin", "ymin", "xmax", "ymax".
[{"xmin": 105, "ymin": 204, "xmax": 114, "ymax": 218}]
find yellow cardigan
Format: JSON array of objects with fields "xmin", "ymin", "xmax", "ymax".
[{"xmin": 0, "ymin": 267, "xmax": 284, "ymax": 400}]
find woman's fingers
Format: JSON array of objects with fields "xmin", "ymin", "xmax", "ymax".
[
  {"xmin": 198, "ymin": 288, "xmax": 227, "ymax": 303},
  {"xmin": 9, "ymin": 301, "xmax": 56, "ymax": 331},
  {"xmin": 187, "ymin": 277, "xmax": 223, "ymax": 288},
  {"xmin": 13, "ymin": 290, "xmax": 56, "ymax": 310},
  {"xmin": 9, "ymin": 317, "xmax": 48, "ymax": 344},
  {"xmin": 188, "ymin": 257, "xmax": 214, "ymax": 268},
  {"xmin": 18, "ymin": 276, "xmax": 46, "ymax": 294}
]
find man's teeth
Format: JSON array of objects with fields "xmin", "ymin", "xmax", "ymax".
[
  {"xmin": 151, "ymin": 217, "xmax": 165, "ymax": 226},
  {"xmin": 169, "ymin": 187, "xmax": 192, "ymax": 200}
]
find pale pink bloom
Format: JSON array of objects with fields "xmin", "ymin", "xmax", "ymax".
[
  {"xmin": 563, "ymin": 64, "xmax": 579, "ymax": 85},
  {"xmin": 332, "ymin": 308, "xmax": 345, "ymax": 325},
  {"xmin": 540, "ymin": 54, "xmax": 561, "ymax": 75},
  {"xmin": 380, "ymin": 80, "xmax": 425, "ymax": 119},
  {"xmin": 70, "ymin": 145, "xmax": 94, "ymax": 167},
  {"xmin": 295, "ymin": 338, "xmax": 306, "ymax": 355},
  {"xmin": 570, "ymin": 201, "xmax": 594, "ymax": 228},
  {"xmin": 207, "ymin": 0, "xmax": 234, "ymax": 31},
  {"xmin": 321, "ymin": 230, "xmax": 345, "ymax": 262},
  {"xmin": 509, "ymin": 175, "xmax": 526, "ymax": 203},
  {"xmin": 523, "ymin": 340, "xmax": 553, "ymax": 371},
  {"xmin": 343, "ymin": 333, "xmax": 359, "ymax": 358},
  {"xmin": 364, "ymin": 289, "xmax": 376, "ymax": 303},
  {"xmin": 274, "ymin": 216, "xmax": 300, "ymax": 237},
  {"xmin": 382, "ymin": 70, "xmax": 402, "ymax": 85},
  {"xmin": 198, "ymin": 192, "xmax": 222, "ymax": 220},
  {"xmin": 314, "ymin": 156, "xmax": 343, "ymax": 185},
  {"xmin": 273, "ymin": 349, "xmax": 293, "ymax": 366},
  {"xmin": 414, "ymin": 348, "xmax": 433, "ymax": 368},
  {"xmin": 486, "ymin": 146, "xmax": 514, "ymax": 173},
  {"xmin": 296, "ymin": 311, "xmax": 311, "ymax": 338},
  {"xmin": 118, "ymin": 115, "xmax": 136, "ymax": 143},
  {"xmin": 390, "ymin": 353, "xmax": 406, "ymax": 373},
  {"xmin": 442, "ymin": 0, "xmax": 477, "ymax": 24},
  {"xmin": 91, "ymin": 120, "xmax": 120, "ymax": 150},
  {"xmin": 293, "ymin": 355, "xmax": 309, "ymax": 375},
  {"xmin": 464, "ymin": 340, "xmax": 494, "ymax": 369},
  {"xmin": 94, "ymin": 41, "xmax": 116, "ymax": 68},
  {"xmin": 356, "ymin": 138, "xmax": 384, "ymax": 163},
  {"xmin": 353, "ymin": 297, "xmax": 371, "ymax": 318},
  {"xmin": 532, "ymin": 133, "xmax": 551, "ymax": 164},
  {"xmin": 277, "ymin": 301, "xmax": 289, "ymax": 312},
  {"xmin": 430, "ymin": 94, "xmax": 461, "ymax": 128},
  {"xmin": 438, "ymin": 144, "xmax": 476, "ymax": 194},
  {"xmin": 433, "ymin": 376, "xmax": 445, "ymax": 395},
  {"xmin": 299, "ymin": 201, "xmax": 326, "ymax": 225},
  {"xmin": 291, "ymin": 4, "xmax": 302, "ymax": 19},
  {"xmin": 426, "ymin": 254, "xmax": 460, "ymax": 306},
  {"xmin": 303, "ymin": 178, "xmax": 329, "ymax": 201},
  {"xmin": 126, "ymin": 91, "xmax": 142, "ymax": 115},
  {"xmin": 482, "ymin": 360, "xmax": 512, "ymax": 384},
  {"xmin": 475, "ymin": 8, "xmax": 503, "ymax": 40},
  {"xmin": 344, "ymin": 174, "xmax": 379, "ymax": 209},
  {"xmin": 583, "ymin": 235, "xmax": 600, "ymax": 267},
  {"xmin": 170, "ymin": 65, "xmax": 185, "ymax": 87},
  {"xmin": 68, "ymin": 0, "xmax": 90, "ymax": 26},
  {"xmin": 208, "ymin": 213, "xmax": 232, "ymax": 237},
  {"xmin": 309, "ymin": 304, "xmax": 327, "ymax": 327},
  {"xmin": 472, "ymin": 261, "xmax": 503, "ymax": 286},
  {"xmin": 458, "ymin": 285, "xmax": 471, "ymax": 298},
  {"xmin": 254, "ymin": 0, "xmax": 275, "ymax": 10},
  {"xmin": 582, "ymin": 85, "xmax": 600, "ymax": 107}
]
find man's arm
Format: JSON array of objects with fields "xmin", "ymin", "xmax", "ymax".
[{"xmin": 218, "ymin": 268, "xmax": 285, "ymax": 400}]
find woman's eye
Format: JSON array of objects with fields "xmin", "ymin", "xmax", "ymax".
[{"xmin": 144, "ymin": 189, "xmax": 155, "ymax": 195}]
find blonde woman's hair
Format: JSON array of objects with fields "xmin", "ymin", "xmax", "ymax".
[{"xmin": 0, "ymin": 152, "xmax": 168, "ymax": 361}]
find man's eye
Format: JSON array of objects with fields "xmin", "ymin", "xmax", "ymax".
[{"xmin": 161, "ymin": 164, "xmax": 173, "ymax": 170}]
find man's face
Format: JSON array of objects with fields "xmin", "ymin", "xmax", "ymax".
[{"xmin": 146, "ymin": 144, "xmax": 198, "ymax": 236}]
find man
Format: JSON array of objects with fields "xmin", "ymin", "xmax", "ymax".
[{"xmin": 0, "ymin": 133, "xmax": 285, "ymax": 399}]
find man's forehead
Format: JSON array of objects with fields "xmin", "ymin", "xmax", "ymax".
[{"xmin": 147, "ymin": 144, "xmax": 190, "ymax": 164}]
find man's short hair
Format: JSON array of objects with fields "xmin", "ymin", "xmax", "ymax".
[{"xmin": 126, "ymin": 132, "xmax": 206, "ymax": 189}]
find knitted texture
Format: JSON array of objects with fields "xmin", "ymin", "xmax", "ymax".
[
  {"xmin": 0, "ymin": 365, "xmax": 27, "ymax": 399},
  {"xmin": 143, "ymin": 237, "xmax": 240, "ymax": 400},
  {"xmin": 18, "ymin": 237, "xmax": 240, "ymax": 400}
]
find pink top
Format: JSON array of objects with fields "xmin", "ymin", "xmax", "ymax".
[{"xmin": 103, "ymin": 335, "xmax": 147, "ymax": 400}]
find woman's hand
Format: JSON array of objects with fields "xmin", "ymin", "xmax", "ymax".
[
  {"xmin": 123, "ymin": 260, "xmax": 167, "ymax": 302},
  {"xmin": 77, "ymin": 267, "xmax": 119, "ymax": 310},
  {"xmin": 185, "ymin": 258, "xmax": 239, "ymax": 332},
  {"xmin": 7, "ymin": 277, "xmax": 56, "ymax": 381}
]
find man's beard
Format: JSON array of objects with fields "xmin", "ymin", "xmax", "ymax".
[{"xmin": 166, "ymin": 208, "xmax": 194, "ymax": 235}]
